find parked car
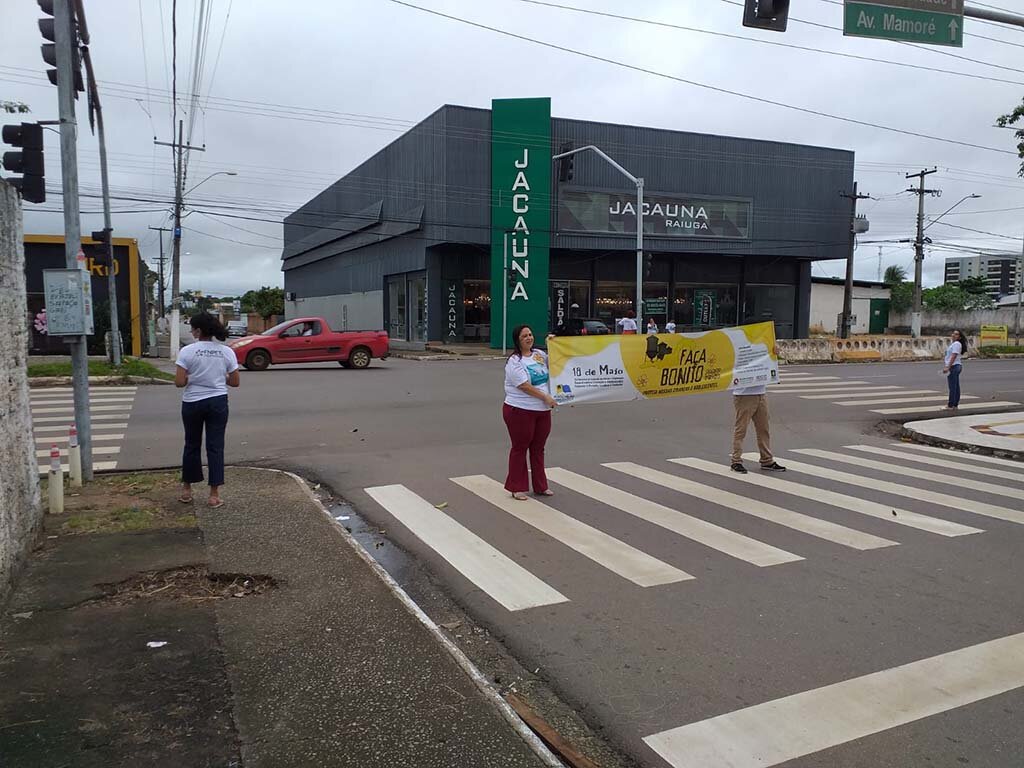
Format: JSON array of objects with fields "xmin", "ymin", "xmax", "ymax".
[
  {"xmin": 551, "ymin": 317, "xmax": 611, "ymax": 336},
  {"xmin": 226, "ymin": 320, "xmax": 248, "ymax": 338},
  {"xmin": 228, "ymin": 317, "xmax": 389, "ymax": 370}
]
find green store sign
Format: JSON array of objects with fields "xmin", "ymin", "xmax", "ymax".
[{"xmin": 490, "ymin": 97, "xmax": 551, "ymax": 349}]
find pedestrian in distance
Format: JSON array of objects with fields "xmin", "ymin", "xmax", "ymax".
[
  {"xmin": 647, "ymin": 318, "xmax": 659, "ymax": 335},
  {"xmin": 175, "ymin": 312, "xmax": 240, "ymax": 508},
  {"xmin": 617, "ymin": 309, "xmax": 638, "ymax": 335},
  {"xmin": 730, "ymin": 345, "xmax": 786, "ymax": 474},
  {"xmin": 503, "ymin": 325, "xmax": 557, "ymax": 501},
  {"xmin": 943, "ymin": 329, "xmax": 966, "ymax": 411},
  {"xmin": 664, "ymin": 318, "xmax": 676, "ymax": 334}
]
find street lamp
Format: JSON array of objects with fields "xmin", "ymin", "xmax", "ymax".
[
  {"xmin": 552, "ymin": 145, "xmax": 646, "ymax": 329},
  {"xmin": 923, "ymin": 193, "xmax": 981, "ymax": 232},
  {"xmin": 185, "ymin": 170, "xmax": 237, "ymax": 196}
]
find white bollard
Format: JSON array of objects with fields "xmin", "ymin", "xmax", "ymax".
[
  {"xmin": 48, "ymin": 444, "xmax": 64, "ymax": 514},
  {"xmin": 68, "ymin": 424, "xmax": 82, "ymax": 488}
]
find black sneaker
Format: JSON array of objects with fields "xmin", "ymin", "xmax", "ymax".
[
  {"xmin": 730, "ymin": 462, "xmax": 748, "ymax": 474},
  {"xmin": 760, "ymin": 462, "xmax": 786, "ymax": 472}
]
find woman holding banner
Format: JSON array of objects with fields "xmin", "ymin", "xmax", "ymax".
[{"xmin": 503, "ymin": 325, "xmax": 557, "ymax": 500}]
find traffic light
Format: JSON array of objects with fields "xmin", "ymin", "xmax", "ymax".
[
  {"xmin": 644, "ymin": 252, "xmax": 653, "ymax": 279},
  {"xmin": 38, "ymin": 0, "xmax": 85, "ymax": 95},
  {"xmin": 742, "ymin": 0, "xmax": 790, "ymax": 32},
  {"xmin": 2, "ymin": 122, "xmax": 45, "ymax": 203},
  {"xmin": 557, "ymin": 141, "xmax": 575, "ymax": 183}
]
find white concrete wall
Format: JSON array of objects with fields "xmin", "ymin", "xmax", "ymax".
[
  {"xmin": 285, "ymin": 291, "xmax": 383, "ymax": 332},
  {"xmin": 890, "ymin": 308, "xmax": 1021, "ymax": 339},
  {"xmin": 810, "ymin": 283, "xmax": 890, "ymax": 335},
  {"xmin": 0, "ymin": 181, "xmax": 42, "ymax": 605}
]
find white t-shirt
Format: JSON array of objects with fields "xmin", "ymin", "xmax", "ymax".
[
  {"xmin": 504, "ymin": 350, "xmax": 551, "ymax": 411},
  {"xmin": 733, "ymin": 383, "xmax": 767, "ymax": 396},
  {"xmin": 944, "ymin": 340, "xmax": 963, "ymax": 367},
  {"xmin": 647, "ymin": 322, "xmax": 659, "ymax": 335},
  {"xmin": 618, "ymin": 317, "xmax": 638, "ymax": 333},
  {"xmin": 664, "ymin": 321, "xmax": 676, "ymax": 333},
  {"xmin": 176, "ymin": 341, "xmax": 239, "ymax": 403}
]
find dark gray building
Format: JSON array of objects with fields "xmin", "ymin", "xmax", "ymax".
[{"xmin": 281, "ymin": 103, "xmax": 855, "ymax": 347}]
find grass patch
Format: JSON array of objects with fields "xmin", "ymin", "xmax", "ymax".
[
  {"xmin": 101, "ymin": 473, "xmax": 177, "ymax": 495},
  {"xmin": 27, "ymin": 357, "xmax": 174, "ymax": 381},
  {"xmin": 977, "ymin": 345, "xmax": 1024, "ymax": 358},
  {"xmin": 63, "ymin": 505, "xmax": 195, "ymax": 534}
]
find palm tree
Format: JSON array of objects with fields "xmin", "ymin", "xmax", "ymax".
[{"xmin": 883, "ymin": 265, "xmax": 907, "ymax": 286}]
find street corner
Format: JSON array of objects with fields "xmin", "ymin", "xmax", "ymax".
[{"xmin": 903, "ymin": 409, "xmax": 1024, "ymax": 459}]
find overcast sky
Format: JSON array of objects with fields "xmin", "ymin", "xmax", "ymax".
[{"xmin": 2, "ymin": 0, "xmax": 1023, "ymax": 297}]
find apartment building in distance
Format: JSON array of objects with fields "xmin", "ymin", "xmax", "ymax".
[{"xmin": 944, "ymin": 254, "xmax": 1019, "ymax": 300}]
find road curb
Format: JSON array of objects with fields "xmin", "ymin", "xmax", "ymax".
[{"xmin": 900, "ymin": 419, "xmax": 1024, "ymax": 463}]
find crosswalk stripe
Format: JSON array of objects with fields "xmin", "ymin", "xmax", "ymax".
[
  {"xmin": 452, "ymin": 475, "xmax": 691, "ymax": 587},
  {"xmin": 750, "ymin": 453, "xmax": 1022, "ymax": 526},
  {"xmin": 774, "ymin": 376, "xmax": 842, "ymax": 382},
  {"xmin": 677, "ymin": 458, "xmax": 979, "ymax": 538},
  {"xmin": 800, "ymin": 389, "xmax": 935, "ymax": 399},
  {"xmin": 777, "ymin": 386, "xmax": 902, "ymax": 395},
  {"xmin": 890, "ymin": 442, "xmax": 1024, "ymax": 471},
  {"xmin": 33, "ymin": 413, "xmax": 129, "ymax": 424},
  {"xmin": 846, "ymin": 445, "xmax": 1024, "ymax": 484},
  {"xmin": 553, "ymin": 467, "xmax": 803, "ymax": 565},
  {"xmin": 835, "ymin": 395, "xmax": 978, "ymax": 406},
  {"xmin": 772, "ymin": 381, "xmax": 870, "ymax": 389},
  {"xmin": 870, "ymin": 401, "xmax": 1019, "ymax": 415},
  {"xmin": 32, "ymin": 422, "xmax": 128, "ymax": 432},
  {"xmin": 30, "ymin": 396, "xmax": 136, "ymax": 405},
  {"xmin": 586, "ymin": 464, "xmax": 894, "ymax": 551},
  {"xmin": 30, "ymin": 386, "xmax": 137, "ymax": 393},
  {"xmin": 31, "ymin": 404, "xmax": 133, "ymax": 414},
  {"xmin": 36, "ymin": 434, "xmax": 123, "ymax": 444},
  {"xmin": 364, "ymin": 484, "xmax": 569, "ymax": 611},
  {"xmin": 39, "ymin": 460, "xmax": 119, "ymax": 474},
  {"xmin": 643, "ymin": 631, "xmax": 1024, "ymax": 768},
  {"xmin": 793, "ymin": 448, "xmax": 1024, "ymax": 501},
  {"xmin": 36, "ymin": 446, "xmax": 120, "ymax": 458}
]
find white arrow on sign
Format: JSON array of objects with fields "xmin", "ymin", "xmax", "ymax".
[{"xmin": 949, "ymin": 18, "xmax": 959, "ymax": 39}]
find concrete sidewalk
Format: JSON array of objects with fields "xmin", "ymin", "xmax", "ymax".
[
  {"xmin": 0, "ymin": 468, "xmax": 558, "ymax": 768},
  {"xmin": 904, "ymin": 410, "xmax": 1024, "ymax": 460}
]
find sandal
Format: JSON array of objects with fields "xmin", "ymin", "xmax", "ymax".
[
  {"xmin": 535, "ymin": 489, "xmax": 555, "ymax": 497},
  {"xmin": 207, "ymin": 498, "xmax": 225, "ymax": 509},
  {"xmin": 178, "ymin": 495, "xmax": 194, "ymax": 504},
  {"xmin": 511, "ymin": 492, "xmax": 528, "ymax": 501}
]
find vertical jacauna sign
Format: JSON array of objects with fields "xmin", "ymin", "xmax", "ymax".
[{"xmin": 491, "ymin": 97, "xmax": 551, "ymax": 348}]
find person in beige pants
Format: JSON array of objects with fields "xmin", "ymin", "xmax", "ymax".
[{"xmin": 730, "ymin": 379, "xmax": 786, "ymax": 474}]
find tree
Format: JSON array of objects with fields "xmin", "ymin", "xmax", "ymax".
[
  {"xmin": 954, "ymin": 277, "xmax": 995, "ymax": 310},
  {"xmin": 883, "ymin": 265, "xmax": 907, "ymax": 286},
  {"xmin": 1, "ymin": 100, "xmax": 30, "ymax": 114},
  {"xmin": 889, "ymin": 281, "xmax": 913, "ymax": 313},
  {"xmin": 997, "ymin": 99, "xmax": 1024, "ymax": 177},
  {"xmin": 922, "ymin": 284, "xmax": 970, "ymax": 311},
  {"xmin": 241, "ymin": 286, "xmax": 284, "ymax": 320}
]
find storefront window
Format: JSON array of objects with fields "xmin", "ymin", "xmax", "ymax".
[
  {"xmin": 672, "ymin": 284, "xmax": 739, "ymax": 331},
  {"xmin": 743, "ymin": 284, "xmax": 795, "ymax": 339},
  {"xmin": 463, "ymin": 279, "xmax": 490, "ymax": 342},
  {"xmin": 409, "ymin": 275, "xmax": 427, "ymax": 343},
  {"xmin": 388, "ymin": 276, "xmax": 407, "ymax": 341},
  {"xmin": 595, "ymin": 282, "xmax": 635, "ymax": 327},
  {"xmin": 642, "ymin": 282, "xmax": 669, "ymax": 327}
]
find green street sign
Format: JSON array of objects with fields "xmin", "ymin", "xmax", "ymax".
[{"xmin": 843, "ymin": 1, "xmax": 963, "ymax": 47}]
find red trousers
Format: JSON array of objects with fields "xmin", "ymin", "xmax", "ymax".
[{"xmin": 503, "ymin": 403, "xmax": 552, "ymax": 493}]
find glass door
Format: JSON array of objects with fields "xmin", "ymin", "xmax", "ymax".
[
  {"xmin": 409, "ymin": 275, "xmax": 427, "ymax": 343},
  {"xmin": 388, "ymin": 276, "xmax": 407, "ymax": 341}
]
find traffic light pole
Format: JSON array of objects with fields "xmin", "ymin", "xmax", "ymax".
[
  {"xmin": 149, "ymin": 226, "xmax": 170, "ymax": 316},
  {"xmin": 839, "ymin": 183, "xmax": 869, "ymax": 339},
  {"xmin": 53, "ymin": 0, "xmax": 92, "ymax": 479},
  {"xmin": 551, "ymin": 145, "xmax": 644, "ymax": 328}
]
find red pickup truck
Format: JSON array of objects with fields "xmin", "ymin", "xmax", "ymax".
[{"xmin": 228, "ymin": 317, "xmax": 389, "ymax": 371}]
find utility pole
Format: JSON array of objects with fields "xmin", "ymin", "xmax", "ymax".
[
  {"xmin": 907, "ymin": 168, "xmax": 939, "ymax": 338},
  {"xmin": 53, "ymin": 0, "xmax": 93, "ymax": 479},
  {"xmin": 148, "ymin": 226, "xmax": 171, "ymax": 315},
  {"xmin": 155, "ymin": 122, "xmax": 203, "ymax": 358},
  {"xmin": 1016, "ymin": 234, "xmax": 1023, "ymax": 347},
  {"xmin": 877, "ymin": 246, "xmax": 883, "ymax": 282},
  {"xmin": 80, "ymin": 42, "xmax": 120, "ymax": 366},
  {"xmin": 839, "ymin": 183, "xmax": 870, "ymax": 339}
]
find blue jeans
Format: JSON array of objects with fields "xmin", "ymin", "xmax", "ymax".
[
  {"xmin": 947, "ymin": 364, "xmax": 962, "ymax": 407},
  {"xmin": 181, "ymin": 395, "xmax": 229, "ymax": 486}
]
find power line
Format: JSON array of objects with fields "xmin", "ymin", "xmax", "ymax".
[
  {"xmin": 387, "ymin": 0, "xmax": 1015, "ymax": 156},
  {"xmin": 518, "ymin": 0, "xmax": 1024, "ymax": 87}
]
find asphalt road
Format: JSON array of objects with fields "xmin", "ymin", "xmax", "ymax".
[{"xmin": 118, "ymin": 357, "xmax": 1024, "ymax": 768}]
